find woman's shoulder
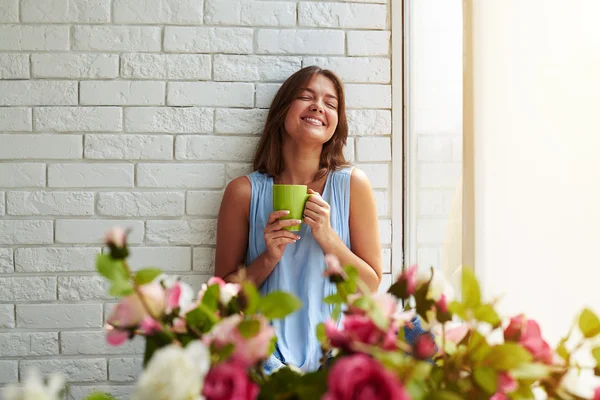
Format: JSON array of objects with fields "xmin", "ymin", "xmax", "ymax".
[{"xmin": 223, "ymin": 176, "xmax": 252, "ymax": 203}]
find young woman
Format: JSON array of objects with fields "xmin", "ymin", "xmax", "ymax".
[{"xmin": 215, "ymin": 66, "xmax": 423, "ymax": 373}]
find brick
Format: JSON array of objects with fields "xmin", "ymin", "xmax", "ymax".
[
  {"xmin": 146, "ymin": 219, "xmax": 217, "ymax": 245},
  {"xmin": 97, "ymin": 192, "xmax": 185, "ymax": 217},
  {"xmin": 344, "ymin": 138, "xmax": 355, "ymax": 162},
  {"xmin": 73, "ymin": 26, "xmax": 161, "ymax": 51},
  {"xmin": 193, "ymin": 247, "xmax": 216, "ymax": 273},
  {"xmin": 417, "ymin": 219, "xmax": 447, "ymax": 244},
  {"xmin": 214, "ymin": 55, "xmax": 301, "ymax": 82},
  {"xmin": 165, "ymin": 27, "xmax": 253, "ymax": 53},
  {"xmin": 128, "ymin": 247, "xmax": 192, "ymax": 271},
  {"xmin": 0, "ymin": 108, "xmax": 32, "ymax": 131},
  {"xmin": 241, "ymin": 1, "xmax": 296, "ymax": 26},
  {"xmin": 215, "ymin": 109, "xmax": 267, "ymax": 135},
  {"xmin": 59, "ymin": 276, "xmax": 108, "ymax": 300},
  {"xmin": 0, "ymin": 305, "xmax": 15, "ymax": 328},
  {"xmin": 299, "ymin": 3, "xmax": 386, "ymax": 29},
  {"xmin": 175, "ymin": 136, "xmax": 259, "ymax": 161},
  {"xmin": 168, "ymin": 82, "xmax": 254, "ymax": 107},
  {"xmin": 203, "ymin": 0, "xmax": 240, "ymax": 24},
  {"xmin": 7, "ymin": 191, "xmax": 94, "ymax": 216},
  {"xmin": 32, "ymin": 53, "xmax": 118, "ymax": 78},
  {"xmin": 137, "ymin": 163, "xmax": 224, "ymax": 189},
  {"xmin": 0, "ymin": 163, "xmax": 45, "ymax": 187},
  {"xmin": 255, "ymin": 83, "xmax": 281, "ymax": 108},
  {"xmin": 0, "ymin": 0, "xmax": 18, "ymax": 22},
  {"xmin": 226, "ymin": 163, "xmax": 252, "ymax": 182},
  {"xmin": 0, "ymin": 134, "xmax": 82, "ymax": 160},
  {"xmin": 0, "ymin": 53, "xmax": 29, "ymax": 78},
  {"xmin": 81, "ymin": 81, "xmax": 165, "ymax": 106},
  {"xmin": 418, "ymin": 163, "xmax": 462, "ymax": 188},
  {"xmin": 0, "ymin": 81, "xmax": 77, "ymax": 106},
  {"xmin": 56, "ymin": 220, "xmax": 144, "ymax": 244},
  {"xmin": 35, "ymin": 107, "xmax": 122, "ymax": 132},
  {"xmin": 22, "ymin": 0, "xmax": 110, "ymax": 22},
  {"xmin": 68, "ymin": 385, "xmax": 134, "ymax": 400},
  {"xmin": 419, "ymin": 189, "xmax": 455, "ymax": 216},
  {"xmin": 49, "ymin": 163, "xmax": 133, "ymax": 188},
  {"xmin": 187, "ymin": 191, "xmax": 223, "ymax": 217},
  {"xmin": 0, "ymin": 361, "xmax": 18, "ymax": 384},
  {"xmin": 109, "ymin": 357, "xmax": 143, "ymax": 382},
  {"xmin": 0, "ymin": 276, "xmax": 56, "ymax": 301},
  {"xmin": 113, "ymin": 0, "xmax": 202, "ymax": 23},
  {"xmin": 0, "ymin": 220, "xmax": 53, "ymax": 245},
  {"xmin": 0, "ymin": 248, "xmax": 12, "ymax": 273},
  {"xmin": 125, "ymin": 107, "xmax": 212, "ymax": 133},
  {"xmin": 121, "ymin": 53, "xmax": 211, "ymax": 80},
  {"xmin": 347, "ymin": 31, "xmax": 391, "ymax": 56},
  {"xmin": 178, "ymin": 274, "xmax": 211, "ymax": 293},
  {"xmin": 418, "ymin": 136, "xmax": 454, "ymax": 161},
  {"xmin": 21, "ymin": 359, "xmax": 107, "ymax": 382},
  {"xmin": 379, "ymin": 219, "xmax": 391, "ymax": 245},
  {"xmin": 345, "ymin": 84, "xmax": 391, "ymax": 108},
  {"xmin": 356, "ymin": 137, "xmax": 391, "ymax": 161},
  {"xmin": 347, "ymin": 110, "xmax": 391, "ymax": 136},
  {"xmin": 0, "ymin": 332, "xmax": 58, "ymax": 356},
  {"xmin": 15, "ymin": 247, "xmax": 101, "ymax": 272},
  {"xmin": 358, "ymin": 164, "xmax": 388, "ymax": 189},
  {"xmin": 17, "ymin": 304, "xmax": 102, "ymax": 328},
  {"xmin": 0, "ymin": 25, "xmax": 69, "ymax": 51},
  {"xmin": 256, "ymin": 29, "xmax": 344, "ymax": 55},
  {"xmin": 373, "ymin": 190, "xmax": 389, "ymax": 217},
  {"xmin": 85, "ymin": 134, "xmax": 172, "ymax": 160},
  {"xmin": 303, "ymin": 57, "xmax": 390, "ymax": 83}
]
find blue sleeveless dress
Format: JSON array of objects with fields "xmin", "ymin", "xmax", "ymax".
[{"xmin": 245, "ymin": 167, "xmax": 427, "ymax": 373}]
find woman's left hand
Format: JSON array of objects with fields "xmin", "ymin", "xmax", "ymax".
[{"xmin": 303, "ymin": 189, "xmax": 334, "ymax": 246}]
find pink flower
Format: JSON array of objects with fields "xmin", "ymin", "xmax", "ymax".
[
  {"xmin": 140, "ymin": 317, "xmax": 162, "ymax": 335},
  {"xmin": 105, "ymin": 227, "xmax": 126, "ymax": 248},
  {"xmin": 325, "ymin": 315, "xmax": 397, "ymax": 352},
  {"xmin": 397, "ymin": 265, "xmax": 418, "ymax": 296},
  {"xmin": 106, "ymin": 325, "xmax": 129, "ymax": 346},
  {"xmin": 498, "ymin": 372, "xmax": 517, "ymax": 393},
  {"xmin": 166, "ymin": 282, "xmax": 182, "ymax": 313},
  {"xmin": 489, "ymin": 394, "xmax": 508, "ymax": 400},
  {"xmin": 323, "ymin": 354, "xmax": 410, "ymax": 400},
  {"xmin": 412, "ymin": 333, "xmax": 437, "ymax": 360},
  {"xmin": 199, "ymin": 277, "xmax": 241, "ymax": 306},
  {"xmin": 437, "ymin": 294, "xmax": 448, "ymax": 313},
  {"xmin": 202, "ymin": 361, "xmax": 259, "ymax": 400},
  {"xmin": 593, "ymin": 387, "xmax": 600, "ymax": 400},
  {"xmin": 504, "ymin": 314, "xmax": 526, "ymax": 342},
  {"xmin": 347, "ymin": 292, "xmax": 398, "ymax": 322},
  {"xmin": 204, "ymin": 315, "xmax": 275, "ymax": 368},
  {"xmin": 519, "ymin": 320, "xmax": 553, "ymax": 364},
  {"xmin": 324, "ymin": 254, "xmax": 347, "ymax": 280}
]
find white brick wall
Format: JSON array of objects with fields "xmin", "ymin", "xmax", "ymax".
[{"xmin": 0, "ymin": 1, "xmax": 393, "ymax": 397}]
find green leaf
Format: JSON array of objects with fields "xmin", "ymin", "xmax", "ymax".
[
  {"xmin": 143, "ymin": 337, "xmax": 159, "ymax": 367},
  {"xmin": 484, "ymin": 343, "xmax": 532, "ymax": 371},
  {"xmin": 331, "ymin": 303, "xmax": 342, "ymax": 321},
  {"xmin": 133, "ymin": 268, "xmax": 162, "ymax": 285},
  {"xmin": 316, "ymin": 323, "xmax": 326, "ymax": 343},
  {"xmin": 579, "ymin": 308, "xmax": 600, "ymax": 338},
  {"xmin": 474, "ymin": 304, "xmax": 501, "ymax": 328},
  {"xmin": 238, "ymin": 319, "xmax": 260, "ymax": 339},
  {"xmin": 186, "ymin": 303, "xmax": 218, "ymax": 332},
  {"xmin": 511, "ymin": 363, "xmax": 551, "ymax": 380},
  {"xmin": 556, "ymin": 343, "xmax": 569, "ymax": 361},
  {"xmin": 405, "ymin": 380, "xmax": 428, "ymax": 400},
  {"xmin": 259, "ymin": 291, "xmax": 302, "ymax": 319},
  {"xmin": 462, "ymin": 267, "xmax": 481, "ymax": 309},
  {"xmin": 448, "ymin": 301, "xmax": 467, "ymax": 320},
  {"xmin": 201, "ymin": 283, "xmax": 220, "ymax": 311},
  {"xmin": 388, "ymin": 279, "xmax": 410, "ymax": 300},
  {"xmin": 468, "ymin": 331, "xmax": 491, "ymax": 362},
  {"xmin": 242, "ymin": 282, "xmax": 260, "ymax": 315},
  {"xmin": 108, "ymin": 279, "xmax": 134, "ymax": 297},
  {"xmin": 83, "ymin": 393, "xmax": 117, "ymax": 400},
  {"xmin": 323, "ymin": 293, "xmax": 344, "ymax": 304},
  {"xmin": 473, "ymin": 366, "xmax": 497, "ymax": 394},
  {"xmin": 591, "ymin": 347, "xmax": 600, "ymax": 366},
  {"xmin": 96, "ymin": 254, "xmax": 128, "ymax": 282},
  {"xmin": 427, "ymin": 390, "xmax": 464, "ymax": 400},
  {"xmin": 257, "ymin": 366, "xmax": 303, "ymax": 400}
]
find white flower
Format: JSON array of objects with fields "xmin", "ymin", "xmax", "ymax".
[
  {"xmin": 132, "ymin": 341, "xmax": 210, "ymax": 400},
  {"xmin": 560, "ymin": 368, "xmax": 598, "ymax": 399},
  {"xmin": 219, "ymin": 283, "xmax": 240, "ymax": 305},
  {"xmin": 3, "ymin": 369, "xmax": 64, "ymax": 400}
]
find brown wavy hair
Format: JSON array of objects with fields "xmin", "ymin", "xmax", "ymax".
[{"xmin": 253, "ymin": 66, "xmax": 349, "ymax": 181}]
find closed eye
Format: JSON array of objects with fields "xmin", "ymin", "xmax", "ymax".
[{"xmin": 326, "ymin": 103, "xmax": 337, "ymax": 109}]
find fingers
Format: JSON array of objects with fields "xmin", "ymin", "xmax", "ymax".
[
  {"xmin": 266, "ymin": 218, "xmax": 302, "ymax": 232},
  {"xmin": 270, "ymin": 237, "xmax": 297, "ymax": 247},
  {"xmin": 306, "ymin": 191, "xmax": 329, "ymax": 208},
  {"xmin": 268, "ymin": 210, "xmax": 290, "ymax": 224},
  {"xmin": 302, "ymin": 208, "xmax": 319, "ymax": 221},
  {"xmin": 266, "ymin": 230, "xmax": 300, "ymax": 241}
]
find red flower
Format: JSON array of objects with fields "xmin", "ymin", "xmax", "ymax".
[
  {"xmin": 412, "ymin": 333, "xmax": 437, "ymax": 360},
  {"xmin": 202, "ymin": 362, "xmax": 259, "ymax": 400}
]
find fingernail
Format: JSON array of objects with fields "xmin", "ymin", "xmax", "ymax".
[
  {"xmin": 283, "ymin": 210, "xmax": 290, "ymax": 215},
  {"xmin": 296, "ymin": 220, "xmax": 302, "ymax": 224},
  {"xmin": 295, "ymin": 235, "xmax": 301, "ymax": 240}
]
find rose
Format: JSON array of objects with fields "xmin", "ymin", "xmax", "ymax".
[
  {"xmin": 504, "ymin": 314, "xmax": 526, "ymax": 342},
  {"xmin": 3, "ymin": 368, "xmax": 65, "ymax": 400},
  {"xmin": 132, "ymin": 341, "xmax": 210, "ymax": 400},
  {"xmin": 396, "ymin": 265, "xmax": 418, "ymax": 297},
  {"xmin": 199, "ymin": 277, "xmax": 241, "ymax": 306},
  {"xmin": 594, "ymin": 387, "xmax": 600, "ymax": 400},
  {"xmin": 104, "ymin": 227, "xmax": 129, "ymax": 259},
  {"xmin": 324, "ymin": 253, "xmax": 347, "ymax": 281},
  {"xmin": 325, "ymin": 315, "xmax": 397, "ymax": 352},
  {"xmin": 505, "ymin": 316, "xmax": 552, "ymax": 364},
  {"xmin": 204, "ymin": 314, "xmax": 275, "ymax": 368},
  {"xmin": 202, "ymin": 362, "xmax": 259, "ymax": 400},
  {"xmin": 412, "ymin": 333, "xmax": 437, "ymax": 360},
  {"xmin": 323, "ymin": 354, "xmax": 410, "ymax": 400},
  {"xmin": 489, "ymin": 372, "xmax": 517, "ymax": 399}
]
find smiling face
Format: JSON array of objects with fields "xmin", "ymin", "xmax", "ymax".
[{"xmin": 283, "ymin": 74, "xmax": 339, "ymax": 145}]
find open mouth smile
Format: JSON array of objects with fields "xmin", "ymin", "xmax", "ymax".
[{"xmin": 301, "ymin": 116, "xmax": 326, "ymax": 126}]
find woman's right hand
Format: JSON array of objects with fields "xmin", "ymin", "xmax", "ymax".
[{"xmin": 263, "ymin": 210, "xmax": 302, "ymax": 264}]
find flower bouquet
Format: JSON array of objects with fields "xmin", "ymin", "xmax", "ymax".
[{"xmin": 6, "ymin": 228, "xmax": 600, "ymax": 400}]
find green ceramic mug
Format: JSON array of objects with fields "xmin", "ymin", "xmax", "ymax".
[{"xmin": 272, "ymin": 184, "xmax": 311, "ymax": 231}]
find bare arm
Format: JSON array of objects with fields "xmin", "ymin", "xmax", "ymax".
[
  {"xmin": 307, "ymin": 168, "xmax": 382, "ymax": 291},
  {"xmin": 215, "ymin": 177, "xmax": 299, "ymax": 287}
]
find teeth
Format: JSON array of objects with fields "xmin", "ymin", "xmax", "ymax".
[{"xmin": 304, "ymin": 117, "xmax": 324, "ymax": 126}]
